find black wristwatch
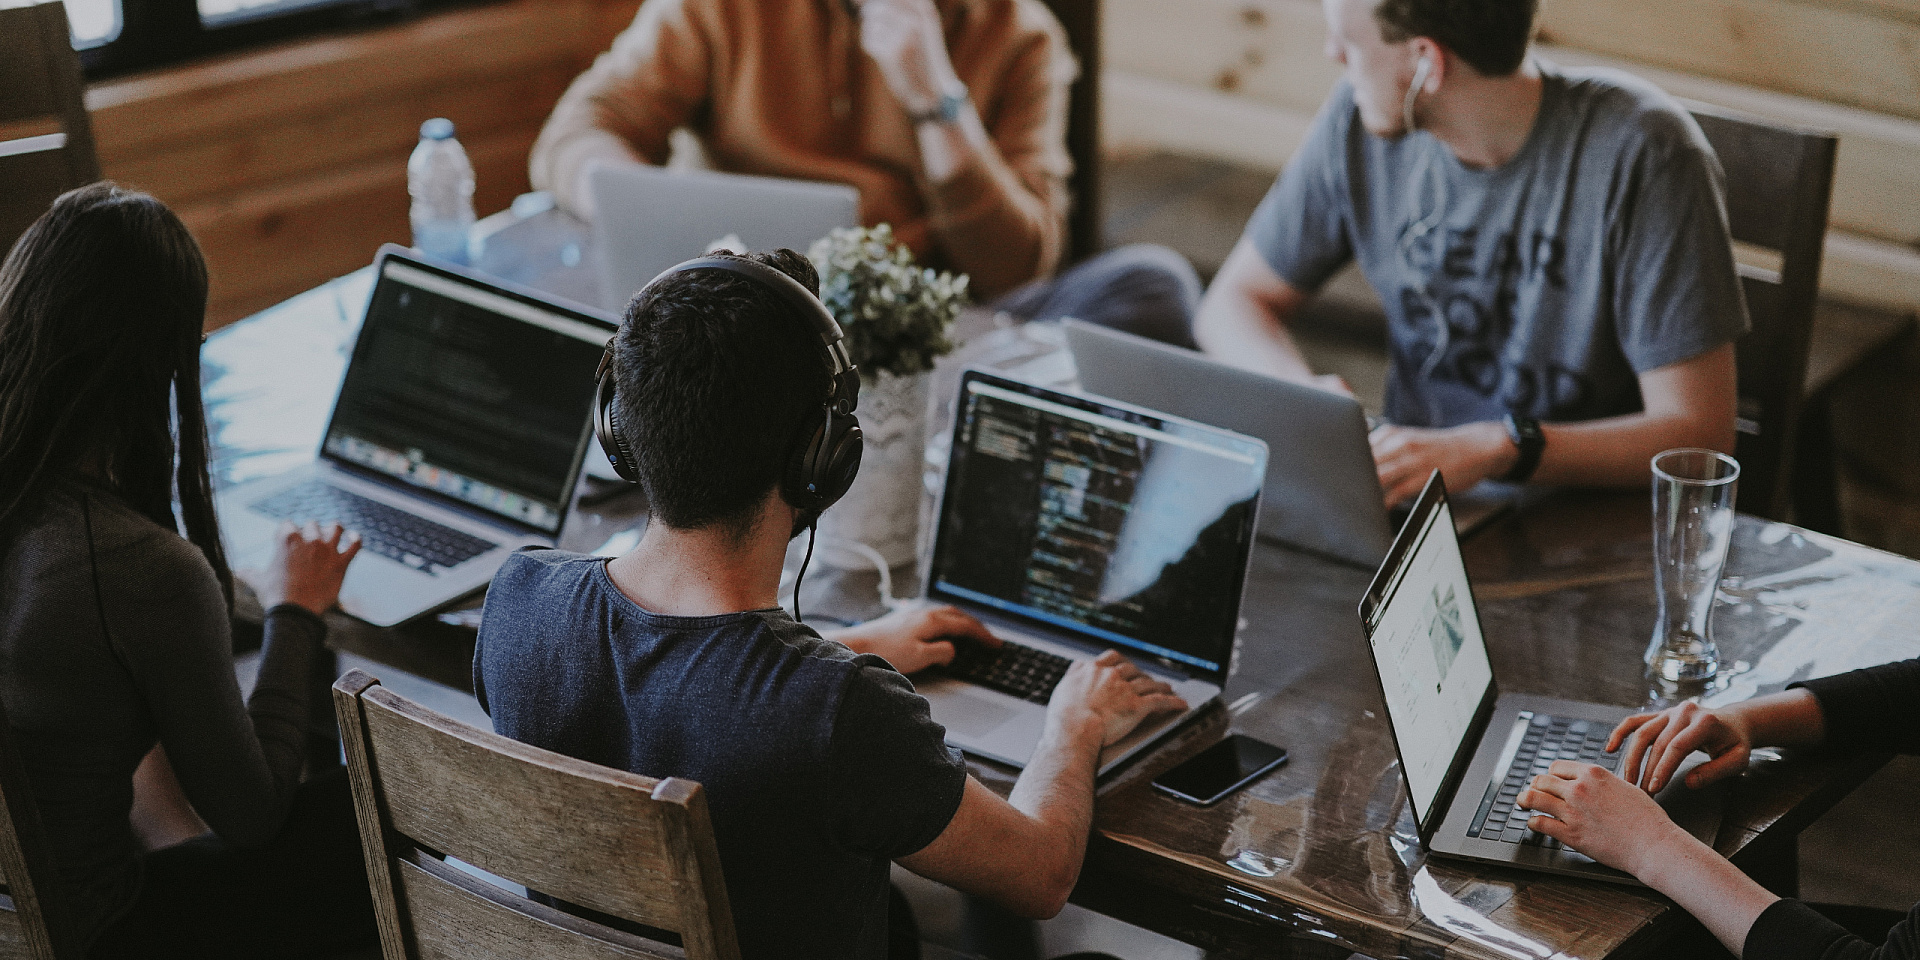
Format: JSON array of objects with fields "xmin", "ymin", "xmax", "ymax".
[{"xmin": 1501, "ymin": 413, "xmax": 1545, "ymax": 483}]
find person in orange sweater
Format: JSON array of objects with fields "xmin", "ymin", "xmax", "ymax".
[{"xmin": 531, "ymin": 0, "xmax": 1201, "ymax": 346}]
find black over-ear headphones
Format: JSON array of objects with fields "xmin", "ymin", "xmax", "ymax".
[{"xmin": 594, "ymin": 255, "xmax": 865, "ymax": 525}]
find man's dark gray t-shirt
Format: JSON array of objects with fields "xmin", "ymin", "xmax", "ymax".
[
  {"xmin": 473, "ymin": 549, "xmax": 967, "ymax": 960},
  {"xmin": 1250, "ymin": 62, "xmax": 1749, "ymax": 427}
]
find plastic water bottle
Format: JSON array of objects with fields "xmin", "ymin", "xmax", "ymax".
[{"xmin": 408, "ymin": 118, "xmax": 475, "ymax": 265}]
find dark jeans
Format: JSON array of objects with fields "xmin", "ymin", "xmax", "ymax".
[
  {"xmin": 90, "ymin": 768, "xmax": 378, "ymax": 960},
  {"xmin": 994, "ymin": 243, "xmax": 1202, "ymax": 349}
]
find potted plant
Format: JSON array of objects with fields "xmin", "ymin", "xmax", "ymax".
[{"xmin": 808, "ymin": 224, "xmax": 969, "ymax": 568}]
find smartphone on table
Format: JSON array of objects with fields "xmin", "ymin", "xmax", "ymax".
[{"xmin": 1151, "ymin": 734, "xmax": 1288, "ymax": 806}]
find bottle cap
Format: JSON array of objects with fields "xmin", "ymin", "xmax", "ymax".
[{"xmin": 419, "ymin": 118, "xmax": 456, "ymax": 141}]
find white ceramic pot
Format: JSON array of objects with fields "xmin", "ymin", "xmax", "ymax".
[{"xmin": 816, "ymin": 369, "xmax": 930, "ymax": 570}]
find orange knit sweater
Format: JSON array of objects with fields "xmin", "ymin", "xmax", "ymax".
[{"xmin": 529, "ymin": 0, "xmax": 1076, "ymax": 298}]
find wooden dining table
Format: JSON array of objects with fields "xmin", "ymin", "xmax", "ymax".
[{"xmin": 204, "ymin": 208, "xmax": 1920, "ymax": 960}]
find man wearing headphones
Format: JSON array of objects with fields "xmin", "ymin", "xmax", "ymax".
[
  {"xmin": 472, "ymin": 250, "xmax": 1184, "ymax": 960},
  {"xmin": 1193, "ymin": 0, "xmax": 1749, "ymax": 505}
]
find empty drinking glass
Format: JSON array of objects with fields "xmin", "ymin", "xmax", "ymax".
[{"xmin": 1648, "ymin": 448, "xmax": 1741, "ymax": 682}]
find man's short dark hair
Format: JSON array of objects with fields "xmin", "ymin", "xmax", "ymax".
[
  {"xmin": 1373, "ymin": 0, "xmax": 1537, "ymax": 77},
  {"xmin": 612, "ymin": 249, "xmax": 828, "ymax": 537}
]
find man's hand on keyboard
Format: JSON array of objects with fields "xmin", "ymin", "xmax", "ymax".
[
  {"xmin": 826, "ymin": 601, "xmax": 998, "ymax": 675},
  {"xmin": 1047, "ymin": 650, "xmax": 1188, "ymax": 749},
  {"xmin": 1609, "ymin": 702, "xmax": 1753, "ymax": 795},
  {"xmin": 260, "ymin": 521, "xmax": 362, "ymax": 616}
]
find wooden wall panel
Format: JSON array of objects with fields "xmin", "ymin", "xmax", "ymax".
[
  {"xmin": 85, "ymin": 0, "xmax": 631, "ymax": 327},
  {"xmin": 180, "ymin": 122, "xmax": 542, "ymax": 321},
  {"xmin": 1536, "ymin": 0, "xmax": 1920, "ymax": 124}
]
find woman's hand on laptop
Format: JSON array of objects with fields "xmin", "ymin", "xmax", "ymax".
[
  {"xmin": 1515, "ymin": 760, "xmax": 1693, "ymax": 877},
  {"xmin": 1047, "ymin": 650, "xmax": 1189, "ymax": 749},
  {"xmin": 826, "ymin": 601, "xmax": 997, "ymax": 675},
  {"xmin": 260, "ymin": 521, "xmax": 362, "ymax": 616},
  {"xmin": 1610, "ymin": 701, "xmax": 1754, "ymax": 795}
]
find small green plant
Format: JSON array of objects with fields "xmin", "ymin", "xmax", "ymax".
[{"xmin": 808, "ymin": 224, "xmax": 969, "ymax": 380}]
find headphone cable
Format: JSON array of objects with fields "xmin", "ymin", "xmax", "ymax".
[{"xmin": 792, "ymin": 520, "xmax": 817, "ymax": 623}]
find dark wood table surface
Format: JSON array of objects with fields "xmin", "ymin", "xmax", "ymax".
[{"xmin": 206, "ymin": 215, "xmax": 1920, "ymax": 960}]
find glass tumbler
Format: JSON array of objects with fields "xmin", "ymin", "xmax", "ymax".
[{"xmin": 1647, "ymin": 448, "xmax": 1741, "ymax": 682}]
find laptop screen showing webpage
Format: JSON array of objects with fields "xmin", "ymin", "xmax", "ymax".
[
  {"xmin": 321, "ymin": 258, "xmax": 611, "ymax": 536},
  {"xmin": 927, "ymin": 374, "xmax": 1265, "ymax": 680},
  {"xmin": 1362, "ymin": 493, "xmax": 1495, "ymax": 829}
]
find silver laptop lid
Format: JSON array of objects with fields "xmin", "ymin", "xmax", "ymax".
[
  {"xmin": 926, "ymin": 370, "xmax": 1268, "ymax": 685},
  {"xmin": 1357, "ymin": 472, "xmax": 1499, "ymax": 840},
  {"xmin": 589, "ymin": 164, "xmax": 859, "ymax": 311},
  {"xmin": 320, "ymin": 247, "xmax": 616, "ymax": 538},
  {"xmin": 1063, "ymin": 319, "xmax": 1392, "ymax": 568}
]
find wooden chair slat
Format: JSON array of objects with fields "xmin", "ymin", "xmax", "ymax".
[
  {"xmin": 359, "ymin": 689, "xmax": 687, "ymax": 928},
  {"xmin": 395, "ymin": 854, "xmax": 683, "ymax": 960},
  {"xmin": 335, "ymin": 670, "xmax": 741, "ymax": 960},
  {"xmin": 0, "ymin": 1, "xmax": 100, "ymax": 258},
  {"xmin": 1689, "ymin": 102, "xmax": 1838, "ymax": 522}
]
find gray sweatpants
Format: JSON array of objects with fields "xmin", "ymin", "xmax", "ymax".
[{"xmin": 992, "ymin": 243, "xmax": 1201, "ymax": 349}]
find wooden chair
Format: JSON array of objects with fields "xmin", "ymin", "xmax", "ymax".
[
  {"xmin": 331, "ymin": 669, "xmax": 739, "ymax": 960},
  {"xmin": 1040, "ymin": 0, "xmax": 1101, "ymax": 264},
  {"xmin": 1687, "ymin": 104, "xmax": 1837, "ymax": 523},
  {"xmin": 0, "ymin": 696, "xmax": 79, "ymax": 959},
  {"xmin": 0, "ymin": 0, "xmax": 102, "ymax": 258}
]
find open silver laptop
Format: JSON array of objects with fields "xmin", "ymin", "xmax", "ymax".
[
  {"xmin": 916, "ymin": 370, "xmax": 1267, "ymax": 775},
  {"xmin": 1065, "ymin": 320, "xmax": 1514, "ymax": 568},
  {"xmin": 1357, "ymin": 472, "xmax": 1724, "ymax": 883},
  {"xmin": 217, "ymin": 246, "xmax": 615, "ymax": 627},
  {"xmin": 590, "ymin": 164, "xmax": 858, "ymax": 312}
]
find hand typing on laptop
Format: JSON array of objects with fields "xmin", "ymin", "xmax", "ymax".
[
  {"xmin": 824, "ymin": 601, "xmax": 999, "ymax": 675},
  {"xmin": 256, "ymin": 521, "xmax": 363, "ymax": 616}
]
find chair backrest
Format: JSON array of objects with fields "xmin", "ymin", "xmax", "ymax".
[
  {"xmin": 332, "ymin": 670, "xmax": 739, "ymax": 960},
  {"xmin": 0, "ymin": 0, "xmax": 102, "ymax": 258},
  {"xmin": 1687, "ymin": 104, "xmax": 1836, "ymax": 522},
  {"xmin": 1040, "ymin": 0, "xmax": 1101, "ymax": 264},
  {"xmin": 0, "ymin": 697, "xmax": 78, "ymax": 960}
]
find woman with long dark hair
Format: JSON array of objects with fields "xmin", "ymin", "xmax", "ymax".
[{"xmin": 0, "ymin": 183, "xmax": 376, "ymax": 957}]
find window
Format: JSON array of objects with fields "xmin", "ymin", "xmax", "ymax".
[{"xmin": 62, "ymin": 0, "xmax": 121, "ymax": 47}]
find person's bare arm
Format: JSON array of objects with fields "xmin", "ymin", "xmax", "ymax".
[
  {"xmin": 1371, "ymin": 342, "xmax": 1736, "ymax": 505},
  {"xmin": 1192, "ymin": 238, "xmax": 1321, "ymax": 384},
  {"xmin": 896, "ymin": 651, "xmax": 1186, "ymax": 917}
]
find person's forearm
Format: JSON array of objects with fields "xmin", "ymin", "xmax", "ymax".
[
  {"xmin": 916, "ymin": 109, "xmax": 993, "ymax": 186},
  {"xmin": 1637, "ymin": 833, "xmax": 1780, "ymax": 954},
  {"xmin": 1002, "ymin": 717, "xmax": 1103, "ymax": 915},
  {"xmin": 1192, "ymin": 293, "xmax": 1317, "ymax": 383},
  {"xmin": 1529, "ymin": 409, "xmax": 1731, "ymax": 487},
  {"xmin": 916, "ymin": 108, "xmax": 1061, "ymax": 297},
  {"xmin": 1729, "ymin": 689, "xmax": 1826, "ymax": 749}
]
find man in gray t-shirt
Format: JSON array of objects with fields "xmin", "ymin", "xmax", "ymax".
[{"xmin": 1195, "ymin": 0, "xmax": 1747, "ymax": 506}]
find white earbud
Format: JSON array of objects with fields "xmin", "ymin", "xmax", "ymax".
[{"xmin": 1402, "ymin": 55, "xmax": 1434, "ymax": 133}]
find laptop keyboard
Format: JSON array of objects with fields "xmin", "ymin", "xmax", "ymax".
[
  {"xmin": 250, "ymin": 482, "xmax": 495, "ymax": 576},
  {"xmin": 941, "ymin": 638, "xmax": 1073, "ymax": 704},
  {"xmin": 1467, "ymin": 711, "xmax": 1621, "ymax": 846}
]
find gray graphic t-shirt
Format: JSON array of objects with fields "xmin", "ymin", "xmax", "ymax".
[{"xmin": 1249, "ymin": 62, "xmax": 1749, "ymax": 428}]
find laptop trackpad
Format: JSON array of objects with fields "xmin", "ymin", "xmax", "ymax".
[{"xmin": 939, "ymin": 691, "xmax": 1018, "ymax": 738}]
